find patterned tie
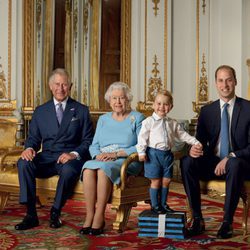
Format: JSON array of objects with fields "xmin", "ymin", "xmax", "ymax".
[
  {"xmin": 56, "ymin": 103, "xmax": 64, "ymax": 125},
  {"xmin": 220, "ymin": 103, "xmax": 230, "ymax": 159}
]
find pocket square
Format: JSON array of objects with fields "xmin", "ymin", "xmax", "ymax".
[{"xmin": 71, "ymin": 117, "xmax": 79, "ymax": 121}]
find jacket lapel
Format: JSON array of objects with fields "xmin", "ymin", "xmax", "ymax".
[
  {"xmin": 231, "ymin": 97, "xmax": 241, "ymax": 141},
  {"xmin": 214, "ymin": 100, "xmax": 221, "ymax": 138},
  {"xmin": 46, "ymin": 100, "xmax": 59, "ymax": 130}
]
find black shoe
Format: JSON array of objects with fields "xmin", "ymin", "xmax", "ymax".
[
  {"xmin": 151, "ymin": 206, "xmax": 163, "ymax": 214},
  {"xmin": 162, "ymin": 204, "xmax": 175, "ymax": 213},
  {"xmin": 15, "ymin": 215, "xmax": 39, "ymax": 230},
  {"xmin": 50, "ymin": 207, "xmax": 62, "ymax": 228},
  {"xmin": 187, "ymin": 217, "xmax": 205, "ymax": 237},
  {"xmin": 90, "ymin": 222, "xmax": 105, "ymax": 236},
  {"xmin": 79, "ymin": 227, "xmax": 91, "ymax": 235},
  {"xmin": 217, "ymin": 221, "xmax": 233, "ymax": 239}
]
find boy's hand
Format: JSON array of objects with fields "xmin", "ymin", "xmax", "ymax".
[
  {"xmin": 189, "ymin": 143, "xmax": 203, "ymax": 158},
  {"xmin": 139, "ymin": 155, "xmax": 147, "ymax": 162}
]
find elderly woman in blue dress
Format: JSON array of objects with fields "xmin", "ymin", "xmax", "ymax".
[{"xmin": 79, "ymin": 82, "xmax": 144, "ymax": 235}]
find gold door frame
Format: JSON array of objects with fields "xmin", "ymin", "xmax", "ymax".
[{"xmin": 89, "ymin": 0, "xmax": 131, "ymax": 110}]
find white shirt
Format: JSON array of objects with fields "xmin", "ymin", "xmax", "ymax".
[
  {"xmin": 216, "ymin": 96, "xmax": 236, "ymax": 157},
  {"xmin": 136, "ymin": 112, "xmax": 200, "ymax": 156},
  {"xmin": 53, "ymin": 97, "xmax": 68, "ymax": 111}
]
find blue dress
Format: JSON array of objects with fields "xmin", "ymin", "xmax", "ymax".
[{"xmin": 82, "ymin": 111, "xmax": 145, "ymax": 184}]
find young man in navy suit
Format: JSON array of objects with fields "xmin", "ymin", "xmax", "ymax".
[
  {"xmin": 15, "ymin": 68, "xmax": 93, "ymax": 230},
  {"xmin": 181, "ymin": 65, "xmax": 250, "ymax": 239}
]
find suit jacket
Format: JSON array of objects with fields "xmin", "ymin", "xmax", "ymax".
[
  {"xmin": 196, "ymin": 97, "xmax": 250, "ymax": 161},
  {"xmin": 25, "ymin": 97, "xmax": 93, "ymax": 162}
]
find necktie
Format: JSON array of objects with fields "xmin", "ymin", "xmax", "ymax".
[
  {"xmin": 56, "ymin": 103, "xmax": 64, "ymax": 125},
  {"xmin": 220, "ymin": 103, "xmax": 230, "ymax": 159}
]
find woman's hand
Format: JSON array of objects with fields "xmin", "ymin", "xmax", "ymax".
[{"xmin": 96, "ymin": 152, "xmax": 117, "ymax": 161}]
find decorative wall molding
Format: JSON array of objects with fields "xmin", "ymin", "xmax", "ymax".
[
  {"xmin": 152, "ymin": 0, "xmax": 160, "ymax": 17},
  {"xmin": 120, "ymin": 0, "xmax": 131, "ymax": 87},
  {"xmin": 144, "ymin": 0, "xmax": 167, "ymax": 105},
  {"xmin": 147, "ymin": 55, "xmax": 163, "ymax": 102},
  {"xmin": 22, "ymin": 0, "xmax": 35, "ymax": 115},
  {"xmin": 0, "ymin": 0, "xmax": 15, "ymax": 116}
]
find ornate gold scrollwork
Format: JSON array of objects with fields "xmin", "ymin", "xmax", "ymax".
[
  {"xmin": 0, "ymin": 63, "xmax": 7, "ymax": 100},
  {"xmin": 83, "ymin": 4, "xmax": 89, "ymax": 47},
  {"xmin": 36, "ymin": 0, "xmax": 42, "ymax": 46},
  {"xmin": 152, "ymin": 0, "xmax": 160, "ymax": 17},
  {"xmin": 192, "ymin": 53, "xmax": 211, "ymax": 118},
  {"xmin": 73, "ymin": 0, "xmax": 78, "ymax": 50},
  {"xmin": 202, "ymin": 0, "xmax": 206, "ymax": 15},
  {"xmin": 147, "ymin": 55, "xmax": 163, "ymax": 102}
]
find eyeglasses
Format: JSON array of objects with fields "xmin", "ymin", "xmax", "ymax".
[{"xmin": 111, "ymin": 96, "xmax": 127, "ymax": 102}]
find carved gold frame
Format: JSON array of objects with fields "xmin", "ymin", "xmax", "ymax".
[{"xmin": 0, "ymin": 0, "xmax": 16, "ymax": 116}]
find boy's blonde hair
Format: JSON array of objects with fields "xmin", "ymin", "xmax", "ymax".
[{"xmin": 155, "ymin": 90, "xmax": 173, "ymax": 106}]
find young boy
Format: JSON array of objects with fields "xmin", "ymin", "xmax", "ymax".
[{"xmin": 136, "ymin": 90, "xmax": 202, "ymax": 214}]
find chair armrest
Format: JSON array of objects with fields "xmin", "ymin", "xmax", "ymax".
[
  {"xmin": 120, "ymin": 152, "xmax": 139, "ymax": 190},
  {"xmin": 0, "ymin": 147, "xmax": 23, "ymax": 170}
]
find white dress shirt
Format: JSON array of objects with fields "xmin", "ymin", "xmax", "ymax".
[{"xmin": 136, "ymin": 112, "xmax": 200, "ymax": 156}]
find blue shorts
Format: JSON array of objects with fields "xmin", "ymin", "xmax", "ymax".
[{"xmin": 144, "ymin": 147, "xmax": 174, "ymax": 179}]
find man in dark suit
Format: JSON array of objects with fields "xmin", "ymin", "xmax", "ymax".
[
  {"xmin": 181, "ymin": 65, "xmax": 250, "ymax": 239},
  {"xmin": 15, "ymin": 68, "xmax": 93, "ymax": 230}
]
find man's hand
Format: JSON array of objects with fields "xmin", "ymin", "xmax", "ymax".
[
  {"xmin": 214, "ymin": 157, "xmax": 228, "ymax": 176},
  {"xmin": 21, "ymin": 148, "xmax": 36, "ymax": 161},
  {"xmin": 138, "ymin": 155, "xmax": 147, "ymax": 162},
  {"xmin": 57, "ymin": 152, "xmax": 77, "ymax": 164},
  {"xmin": 189, "ymin": 143, "xmax": 203, "ymax": 158}
]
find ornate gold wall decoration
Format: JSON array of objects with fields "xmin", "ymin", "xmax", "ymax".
[
  {"xmin": 247, "ymin": 59, "xmax": 250, "ymax": 100},
  {"xmin": 73, "ymin": 0, "xmax": 78, "ymax": 50},
  {"xmin": 192, "ymin": 53, "xmax": 210, "ymax": 117},
  {"xmin": 152, "ymin": 0, "xmax": 160, "ymax": 17},
  {"xmin": 23, "ymin": 0, "xmax": 35, "ymax": 114},
  {"xmin": 65, "ymin": 0, "xmax": 73, "ymax": 77},
  {"xmin": 202, "ymin": 0, "xmax": 206, "ymax": 15},
  {"xmin": 83, "ymin": 4, "xmax": 89, "ymax": 47},
  {"xmin": 147, "ymin": 55, "xmax": 163, "ymax": 102},
  {"xmin": 36, "ymin": 80, "xmax": 41, "ymax": 107},
  {"xmin": 120, "ymin": 0, "xmax": 131, "ymax": 86},
  {"xmin": 72, "ymin": 79, "xmax": 78, "ymax": 100},
  {"xmin": 42, "ymin": 0, "xmax": 54, "ymax": 103},
  {"xmin": 36, "ymin": 0, "xmax": 42, "ymax": 46},
  {"xmin": 0, "ymin": 63, "xmax": 8, "ymax": 99},
  {"xmin": 0, "ymin": 0, "xmax": 16, "ymax": 116},
  {"xmin": 82, "ymin": 80, "xmax": 88, "ymax": 104},
  {"xmin": 89, "ymin": 0, "xmax": 100, "ymax": 110}
]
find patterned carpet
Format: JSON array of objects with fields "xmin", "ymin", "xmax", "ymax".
[{"xmin": 1, "ymin": 183, "xmax": 250, "ymax": 249}]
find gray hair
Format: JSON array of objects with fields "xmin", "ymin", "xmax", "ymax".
[
  {"xmin": 48, "ymin": 68, "xmax": 71, "ymax": 86},
  {"xmin": 104, "ymin": 81, "xmax": 133, "ymax": 103}
]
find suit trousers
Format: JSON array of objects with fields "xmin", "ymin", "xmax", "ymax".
[
  {"xmin": 17, "ymin": 153, "xmax": 83, "ymax": 211},
  {"xmin": 180, "ymin": 155, "xmax": 250, "ymax": 223}
]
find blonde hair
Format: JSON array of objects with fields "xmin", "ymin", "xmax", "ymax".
[{"xmin": 155, "ymin": 90, "xmax": 173, "ymax": 106}]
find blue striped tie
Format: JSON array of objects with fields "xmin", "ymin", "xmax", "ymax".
[{"xmin": 220, "ymin": 103, "xmax": 230, "ymax": 159}]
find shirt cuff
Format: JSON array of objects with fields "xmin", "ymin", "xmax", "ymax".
[{"xmin": 70, "ymin": 151, "xmax": 81, "ymax": 160}]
